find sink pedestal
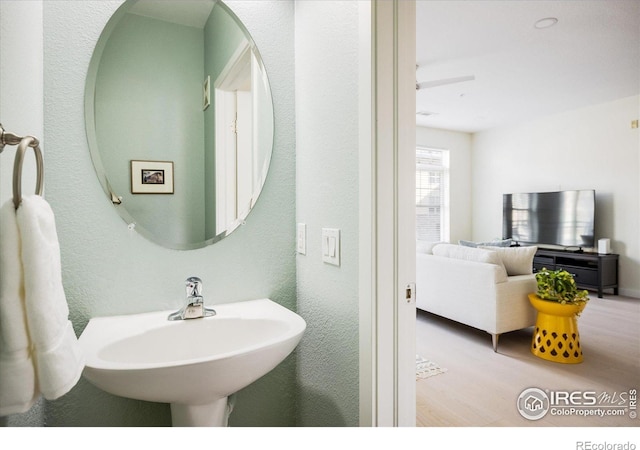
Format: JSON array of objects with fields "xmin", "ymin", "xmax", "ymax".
[{"xmin": 171, "ymin": 397, "xmax": 230, "ymax": 427}]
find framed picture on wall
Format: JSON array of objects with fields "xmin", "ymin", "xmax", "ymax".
[{"xmin": 130, "ymin": 160, "xmax": 174, "ymax": 194}]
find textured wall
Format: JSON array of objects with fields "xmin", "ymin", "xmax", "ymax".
[
  {"xmin": 0, "ymin": 0, "xmax": 45, "ymax": 427},
  {"xmin": 43, "ymin": 0, "xmax": 296, "ymax": 426},
  {"xmin": 294, "ymin": 1, "xmax": 360, "ymax": 426},
  {"xmin": 0, "ymin": 0, "xmax": 43, "ymax": 206}
]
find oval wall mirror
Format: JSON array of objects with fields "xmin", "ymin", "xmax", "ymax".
[{"xmin": 85, "ymin": 0, "xmax": 274, "ymax": 250}]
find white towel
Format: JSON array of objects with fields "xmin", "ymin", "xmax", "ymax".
[
  {"xmin": 0, "ymin": 201, "xmax": 38, "ymax": 415},
  {"xmin": 17, "ymin": 195, "xmax": 84, "ymax": 400},
  {"xmin": 0, "ymin": 195, "xmax": 83, "ymax": 415}
]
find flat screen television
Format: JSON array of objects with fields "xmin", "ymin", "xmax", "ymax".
[{"xmin": 502, "ymin": 189, "xmax": 596, "ymax": 249}]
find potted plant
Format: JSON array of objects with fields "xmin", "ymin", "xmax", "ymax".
[
  {"xmin": 528, "ymin": 268, "xmax": 590, "ymax": 364},
  {"xmin": 534, "ymin": 267, "xmax": 590, "ymax": 307}
]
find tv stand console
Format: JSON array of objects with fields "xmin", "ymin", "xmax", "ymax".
[{"xmin": 532, "ymin": 248, "xmax": 619, "ymax": 298}]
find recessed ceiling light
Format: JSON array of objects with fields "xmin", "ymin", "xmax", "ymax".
[{"xmin": 534, "ymin": 17, "xmax": 558, "ymax": 29}]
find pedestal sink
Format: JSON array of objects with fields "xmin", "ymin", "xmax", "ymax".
[{"xmin": 78, "ymin": 299, "xmax": 306, "ymax": 426}]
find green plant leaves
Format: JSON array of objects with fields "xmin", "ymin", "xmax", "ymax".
[{"xmin": 535, "ymin": 268, "xmax": 590, "ymax": 305}]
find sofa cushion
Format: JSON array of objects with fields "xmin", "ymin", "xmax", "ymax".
[
  {"xmin": 432, "ymin": 243, "xmax": 508, "ymax": 282},
  {"xmin": 459, "ymin": 238, "xmax": 513, "ymax": 248},
  {"xmin": 479, "ymin": 245, "xmax": 537, "ymax": 276},
  {"xmin": 417, "ymin": 240, "xmax": 445, "ymax": 254}
]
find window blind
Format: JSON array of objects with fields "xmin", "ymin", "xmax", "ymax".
[{"xmin": 416, "ymin": 147, "xmax": 450, "ymax": 242}]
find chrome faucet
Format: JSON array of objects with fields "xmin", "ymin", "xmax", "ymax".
[{"xmin": 168, "ymin": 277, "xmax": 216, "ymax": 321}]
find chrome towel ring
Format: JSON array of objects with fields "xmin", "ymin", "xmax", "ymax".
[{"xmin": 0, "ymin": 124, "xmax": 44, "ymax": 209}]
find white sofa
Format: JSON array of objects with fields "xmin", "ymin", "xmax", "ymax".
[{"xmin": 416, "ymin": 243, "xmax": 538, "ymax": 352}]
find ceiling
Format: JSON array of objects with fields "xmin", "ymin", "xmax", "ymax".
[
  {"xmin": 415, "ymin": 0, "xmax": 640, "ymax": 133},
  {"xmin": 130, "ymin": 0, "xmax": 215, "ymax": 29}
]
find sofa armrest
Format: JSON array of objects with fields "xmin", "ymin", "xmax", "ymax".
[
  {"xmin": 494, "ymin": 274, "xmax": 537, "ymax": 334},
  {"xmin": 416, "ymin": 253, "xmax": 537, "ymax": 335},
  {"xmin": 416, "ymin": 253, "xmax": 506, "ymax": 329}
]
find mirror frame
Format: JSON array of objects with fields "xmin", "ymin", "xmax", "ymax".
[{"xmin": 84, "ymin": 0, "xmax": 274, "ymax": 250}]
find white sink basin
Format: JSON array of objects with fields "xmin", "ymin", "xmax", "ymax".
[{"xmin": 78, "ymin": 298, "xmax": 306, "ymax": 426}]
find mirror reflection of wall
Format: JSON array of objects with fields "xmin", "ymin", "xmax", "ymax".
[{"xmin": 87, "ymin": 0, "xmax": 274, "ymax": 250}]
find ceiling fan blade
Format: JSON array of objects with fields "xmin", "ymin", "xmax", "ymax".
[{"xmin": 416, "ymin": 75, "xmax": 475, "ymax": 90}]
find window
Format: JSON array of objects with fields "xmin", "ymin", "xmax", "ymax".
[{"xmin": 416, "ymin": 147, "xmax": 450, "ymax": 242}]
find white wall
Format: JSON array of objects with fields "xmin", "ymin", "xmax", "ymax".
[
  {"xmin": 295, "ymin": 0, "xmax": 360, "ymax": 426},
  {"xmin": 0, "ymin": 0, "xmax": 46, "ymax": 427},
  {"xmin": 0, "ymin": 1, "xmax": 43, "ymax": 206},
  {"xmin": 416, "ymin": 126, "xmax": 472, "ymax": 244},
  {"xmin": 472, "ymin": 95, "xmax": 640, "ymax": 297}
]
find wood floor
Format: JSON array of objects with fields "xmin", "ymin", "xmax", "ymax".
[{"xmin": 415, "ymin": 293, "xmax": 640, "ymax": 427}]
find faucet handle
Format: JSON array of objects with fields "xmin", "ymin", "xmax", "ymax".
[
  {"xmin": 168, "ymin": 276, "xmax": 215, "ymax": 321},
  {"xmin": 185, "ymin": 276, "xmax": 203, "ymax": 297}
]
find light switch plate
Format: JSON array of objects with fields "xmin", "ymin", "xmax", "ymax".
[
  {"xmin": 297, "ymin": 223, "xmax": 306, "ymax": 255},
  {"xmin": 322, "ymin": 228, "xmax": 340, "ymax": 266}
]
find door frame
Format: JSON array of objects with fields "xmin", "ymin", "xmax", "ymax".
[{"xmin": 359, "ymin": 0, "xmax": 416, "ymax": 427}]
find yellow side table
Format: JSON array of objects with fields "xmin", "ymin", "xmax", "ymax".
[{"xmin": 528, "ymin": 293, "xmax": 586, "ymax": 364}]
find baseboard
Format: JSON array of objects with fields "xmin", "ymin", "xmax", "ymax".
[{"xmin": 617, "ymin": 287, "xmax": 640, "ymax": 299}]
